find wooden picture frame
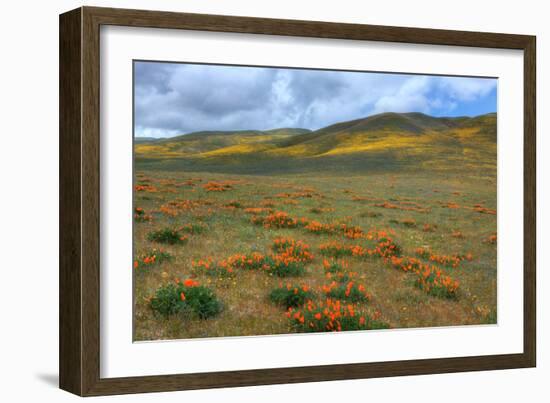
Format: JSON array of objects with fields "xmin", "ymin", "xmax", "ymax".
[{"xmin": 59, "ymin": 6, "xmax": 536, "ymax": 396}]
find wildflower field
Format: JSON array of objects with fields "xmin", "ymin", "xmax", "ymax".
[{"xmin": 133, "ymin": 167, "xmax": 497, "ymax": 340}]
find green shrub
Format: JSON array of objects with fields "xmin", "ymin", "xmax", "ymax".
[
  {"xmin": 134, "ymin": 249, "xmax": 172, "ymax": 270},
  {"xmin": 288, "ymin": 300, "xmax": 389, "ymax": 332},
  {"xmin": 269, "ymin": 284, "xmax": 315, "ymax": 308},
  {"xmin": 150, "ymin": 279, "xmax": 222, "ymax": 319},
  {"xmin": 134, "ymin": 207, "xmax": 152, "ymax": 222},
  {"xmin": 327, "ymin": 271, "xmax": 356, "ymax": 284},
  {"xmin": 414, "ymin": 267, "xmax": 459, "ymax": 299},
  {"xmin": 147, "ymin": 228, "xmax": 188, "ymax": 245},
  {"xmin": 271, "ymin": 238, "xmax": 313, "ymax": 262},
  {"xmin": 178, "ymin": 223, "xmax": 207, "ymax": 234},
  {"xmin": 323, "ymin": 281, "xmax": 371, "ymax": 303},
  {"xmin": 319, "ymin": 242, "xmax": 354, "ymax": 258},
  {"xmin": 264, "ymin": 255, "xmax": 306, "ymax": 277},
  {"xmin": 322, "ymin": 258, "xmax": 348, "ymax": 273},
  {"xmin": 376, "ymin": 238, "xmax": 402, "ymax": 258},
  {"xmin": 192, "ymin": 258, "xmax": 236, "ymax": 278},
  {"xmin": 224, "ymin": 252, "xmax": 269, "ymax": 271}
]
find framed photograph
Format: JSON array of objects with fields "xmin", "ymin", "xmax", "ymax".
[{"xmin": 59, "ymin": 6, "xmax": 536, "ymax": 396}]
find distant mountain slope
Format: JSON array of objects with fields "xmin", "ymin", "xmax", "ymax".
[
  {"xmin": 135, "ymin": 128, "xmax": 311, "ymax": 158},
  {"xmin": 134, "ymin": 112, "xmax": 496, "ymax": 174},
  {"xmin": 134, "ymin": 137, "xmax": 159, "ymax": 143}
]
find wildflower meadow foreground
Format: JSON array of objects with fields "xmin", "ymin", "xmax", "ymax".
[{"xmin": 133, "ymin": 170, "xmax": 497, "ymax": 340}]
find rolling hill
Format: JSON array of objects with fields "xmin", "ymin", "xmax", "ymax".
[{"xmin": 134, "ymin": 112, "xmax": 496, "ymax": 175}]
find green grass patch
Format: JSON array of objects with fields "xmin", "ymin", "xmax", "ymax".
[
  {"xmin": 323, "ymin": 281, "xmax": 371, "ymax": 303},
  {"xmin": 150, "ymin": 279, "xmax": 222, "ymax": 319},
  {"xmin": 269, "ymin": 284, "xmax": 315, "ymax": 309},
  {"xmin": 147, "ymin": 228, "xmax": 188, "ymax": 244},
  {"xmin": 288, "ymin": 300, "xmax": 389, "ymax": 333},
  {"xmin": 134, "ymin": 249, "xmax": 172, "ymax": 270}
]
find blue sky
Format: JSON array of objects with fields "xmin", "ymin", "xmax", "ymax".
[{"xmin": 134, "ymin": 61, "xmax": 497, "ymax": 138}]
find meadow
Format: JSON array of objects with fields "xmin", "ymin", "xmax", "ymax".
[{"xmin": 133, "ymin": 154, "xmax": 497, "ymax": 340}]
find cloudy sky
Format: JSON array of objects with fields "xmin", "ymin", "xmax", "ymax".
[{"xmin": 134, "ymin": 61, "xmax": 497, "ymax": 138}]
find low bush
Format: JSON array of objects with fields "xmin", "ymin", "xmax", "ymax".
[
  {"xmin": 134, "ymin": 249, "xmax": 172, "ymax": 270},
  {"xmin": 254, "ymin": 211, "xmax": 299, "ymax": 228},
  {"xmin": 150, "ymin": 279, "xmax": 222, "ymax": 319},
  {"xmin": 322, "ymin": 258, "xmax": 348, "ymax": 273},
  {"xmin": 264, "ymin": 254, "xmax": 307, "ymax": 277},
  {"xmin": 341, "ymin": 224, "xmax": 365, "ymax": 240},
  {"xmin": 271, "ymin": 238, "xmax": 313, "ymax": 262},
  {"xmin": 177, "ymin": 223, "xmax": 207, "ymax": 234},
  {"xmin": 320, "ymin": 236, "xmax": 400, "ymax": 260},
  {"xmin": 374, "ymin": 238, "xmax": 401, "ymax": 258},
  {"xmin": 389, "ymin": 256, "xmax": 423, "ymax": 273},
  {"xmin": 319, "ymin": 241, "xmax": 355, "ymax": 258},
  {"xmin": 269, "ymin": 283, "xmax": 315, "ymax": 308},
  {"xmin": 147, "ymin": 228, "xmax": 188, "ymax": 245},
  {"xmin": 225, "ymin": 252, "xmax": 269, "ymax": 271},
  {"xmin": 192, "ymin": 257, "xmax": 236, "ymax": 278},
  {"xmin": 191, "ymin": 238, "xmax": 313, "ymax": 278},
  {"xmin": 415, "ymin": 248, "xmax": 472, "ymax": 269},
  {"xmin": 324, "ymin": 270, "xmax": 357, "ymax": 284},
  {"xmin": 304, "ymin": 220, "xmax": 336, "ymax": 235},
  {"xmin": 134, "ymin": 207, "xmax": 153, "ymax": 222},
  {"xmin": 322, "ymin": 280, "xmax": 371, "ymax": 303},
  {"xmin": 287, "ymin": 299, "xmax": 389, "ymax": 332},
  {"xmin": 414, "ymin": 267, "xmax": 459, "ymax": 299}
]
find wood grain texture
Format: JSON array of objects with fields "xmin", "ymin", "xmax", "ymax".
[
  {"xmin": 59, "ymin": 7, "xmax": 82, "ymax": 396},
  {"xmin": 523, "ymin": 38, "xmax": 536, "ymax": 367},
  {"xmin": 59, "ymin": 6, "xmax": 537, "ymax": 396},
  {"xmin": 86, "ymin": 6, "xmax": 532, "ymax": 49},
  {"xmin": 81, "ymin": 6, "xmax": 102, "ymax": 396}
]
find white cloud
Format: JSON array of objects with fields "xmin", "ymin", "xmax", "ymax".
[
  {"xmin": 134, "ymin": 62, "xmax": 497, "ymax": 137},
  {"xmin": 436, "ymin": 76, "xmax": 497, "ymax": 101},
  {"xmin": 372, "ymin": 76, "xmax": 432, "ymax": 114}
]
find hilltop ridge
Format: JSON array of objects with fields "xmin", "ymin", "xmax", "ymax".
[{"xmin": 135, "ymin": 112, "xmax": 496, "ymax": 175}]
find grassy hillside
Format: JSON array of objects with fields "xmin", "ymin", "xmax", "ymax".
[{"xmin": 135, "ymin": 112, "xmax": 496, "ymax": 175}]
